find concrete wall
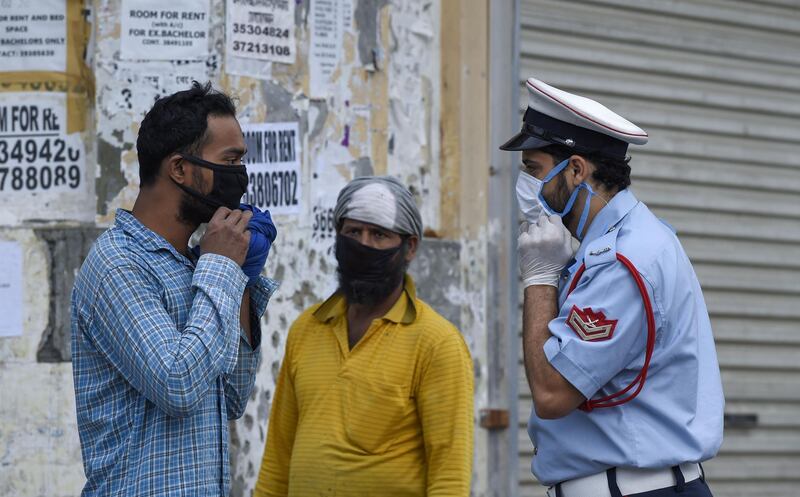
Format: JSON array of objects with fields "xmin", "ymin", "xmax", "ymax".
[{"xmin": 0, "ymin": 1, "xmax": 498, "ymax": 496}]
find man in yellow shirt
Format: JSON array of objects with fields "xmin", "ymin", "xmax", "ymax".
[{"xmin": 255, "ymin": 176, "xmax": 474, "ymax": 497}]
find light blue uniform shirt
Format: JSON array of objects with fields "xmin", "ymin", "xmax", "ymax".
[{"xmin": 528, "ymin": 188, "xmax": 724, "ymax": 485}]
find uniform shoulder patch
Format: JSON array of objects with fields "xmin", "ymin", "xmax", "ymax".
[{"xmin": 567, "ymin": 305, "xmax": 617, "ymax": 341}]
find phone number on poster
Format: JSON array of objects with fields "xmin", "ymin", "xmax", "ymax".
[
  {"xmin": 231, "ymin": 41, "xmax": 291, "ymax": 57},
  {"xmin": 0, "ymin": 137, "xmax": 81, "ymax": 164},
  {"xmin": 0, "ymin": 165, "xmax": 81, "ymax": 191},
  {"xmin": 0, "ymin": 137, "xmax": 82, "ymax": 191},
  {"xmin": 232, "ymin": 23, "xmax": 290, "ymax": 39},
  {"xmin": 243, "ymin": 170, "xmax": 299, "ymax": 209}
]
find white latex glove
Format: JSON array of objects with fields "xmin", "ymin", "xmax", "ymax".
[{"xmin": 518, "ymin": 214, "xmax": 574, "ymax": 288}]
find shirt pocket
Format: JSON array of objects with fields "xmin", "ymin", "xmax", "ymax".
[{"xmin": 344, "ymin": 378, "xmax": 409, "ymax": 454}]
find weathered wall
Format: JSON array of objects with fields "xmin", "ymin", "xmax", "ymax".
[{"xmin": 0, "ymin": 1, "xmax": 494, "ymax": 496}]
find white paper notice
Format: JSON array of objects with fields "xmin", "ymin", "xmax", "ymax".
[
  {"xmin": 120, "ymin": 0, "xmax": 209, "ymax": 60},
  {"xmin": 110, "ymin": 60, "xmax": 208, "ymax": 117},
  {"xmin": 309, "ymin": 0, "xmax": 338, "ymax": 98},
  {"xmin": 226, "ymin": 0, "xmax": 295, "ymax": 65},
  {"xmin": 0, "ymin": 92, "xmax": 86, "ymax": 197},
  {"xmin": 0, "ymin": 241, "xmax": 24, "ymax": 338},
  {"xmin": 0, "ymin": 0, "xmax": 67, "ymax": 72},
  {"xmin": 240, "ymin": 122, "xmax": 301, "ymax": 215}
]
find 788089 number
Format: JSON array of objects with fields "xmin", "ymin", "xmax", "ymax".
[{"xmin": 0, "ymin": 164, "xmax": 81, "ymax": 191}]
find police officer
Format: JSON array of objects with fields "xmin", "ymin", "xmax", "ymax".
[{"xmin": 501, "ymin": 77, "xmax": 724, "ymax": 497}]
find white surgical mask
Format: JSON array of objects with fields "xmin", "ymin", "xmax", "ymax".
[{"xmin": 516, "ymin": 171, "xmax": 548, "ymax": 223}]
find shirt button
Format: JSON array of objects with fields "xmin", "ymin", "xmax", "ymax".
[{"xmin": 534, "ymin": 447, "xmax": 538, "ymax": 455}]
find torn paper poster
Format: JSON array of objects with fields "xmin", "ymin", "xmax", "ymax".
[
  {"xmin": 106, "ymin": 60, "xmax": 208, "ymax": 118},
  {"xmin": 225, "ymin": 56, "xmax": 273, "ymax": 80},
  {"xmin": 308, "ymin": 0, "xmax": 353, "ymax": 98},
  {"xmin": 0, "ymin": 92, "xmax": 86, "ymax": 198},
  {"xmin": 226, "ymin": 0, "xmax": 295, "ymax": 65},
  {"xmin": 0, "ymin": 0, "xmax": 67, "ymax": 72},
  {"xmin": 120, "ymin": 0, "xmax": 210, "ymax": 60},
  {"xmin": 240, "ymin": 121, "xmax": 301, "ymax": 216}
]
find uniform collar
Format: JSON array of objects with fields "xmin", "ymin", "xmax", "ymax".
[
  {"xmin": 575, "ymin": 188, "xmax": 639, "ymax": 260},
  {"xmin": 313, "ymin": 274, "xmax": 418, "ymax": 325},
  {"xmin": 115, "ymin": 209, "xmax": 194, "ymax": 266}
]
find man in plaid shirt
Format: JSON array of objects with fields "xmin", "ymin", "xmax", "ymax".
[{"xmin": 71, "ymin": 82, "xmax": 277, "ymax": 496}]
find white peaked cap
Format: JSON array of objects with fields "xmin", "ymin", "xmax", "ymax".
[{"xmin": 500, "ymin": 77, "xmax": 648, "ymax": 159}]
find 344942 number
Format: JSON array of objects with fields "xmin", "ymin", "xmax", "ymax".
[
  {"xmin": 0, "ymin": 137, "xmax": 83, "ymax": 192},
  {"xmin": 0, "ymin": 137, "xmax": 80, "ymax": 164},
  {"xmin": 243, "ymin": 170, "xmax": 298, "ymax": 209}
]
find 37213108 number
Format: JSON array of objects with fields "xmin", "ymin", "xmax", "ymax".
[
  {"xmin": 232, "ymin": 40, "xmax": 291, "ymax": 57},
  {"xmin": 243, "ymin": 170, "xmax": 298, "ymax": 209}
]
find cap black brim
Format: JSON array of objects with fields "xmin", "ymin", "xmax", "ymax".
[{"xmin": 498, "ymin": 131, "xmax": 553, "ymax": 151}]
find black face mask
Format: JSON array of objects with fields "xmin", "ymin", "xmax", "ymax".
[
  {"xmin": 173, "ymin": 153, "xmax": 249, "ymax": 212},
  {"xmin": 335, "ymin": 234, "xmax": 408, "ymax": 306}
]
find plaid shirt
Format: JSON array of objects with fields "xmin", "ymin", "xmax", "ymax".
[{"xmin": 71, "ymin": 209, "xmax": 277, "ymax": 497}]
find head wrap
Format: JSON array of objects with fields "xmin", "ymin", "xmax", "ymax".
[{"xmin": 333, "ymin": 176, "xmax": 423, "ymax": 239}]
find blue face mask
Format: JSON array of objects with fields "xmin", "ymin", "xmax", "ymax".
[{"xmin": 537, "ymin": 158, "xmax": 595, "ymax": 240}]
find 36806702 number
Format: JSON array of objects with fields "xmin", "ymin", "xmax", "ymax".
[{"xmin": 243, "ymin": 170, "xmax": 299, "ymax": 209}]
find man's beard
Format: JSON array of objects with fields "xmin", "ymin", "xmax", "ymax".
[
  {"xmin": 337, "ymin": 238, "xmax": 409, "ymax": 307},
  {"xmin": 547, "ymin": 171, "xmax": 579, "ymax": 226},
  {"xmin": 177, "ymin": 170, "xmax": 216, "ymax": 226}
]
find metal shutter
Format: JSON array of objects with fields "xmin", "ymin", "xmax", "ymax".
[{"xmin": 517, "ymin": 2, "xmax": 800, "ymax": 496}]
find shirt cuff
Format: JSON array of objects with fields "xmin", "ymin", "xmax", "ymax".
[
  {"xmin": 544, "ymin": 336, "xmax": 601, "ymax": 400},
  {"xmin": 193, "ymin": 254, "xmax": 248, "ymax": 302},
  {"xmin": 249, "ymin": 275, "xmax": 279, "ymax": 319}
]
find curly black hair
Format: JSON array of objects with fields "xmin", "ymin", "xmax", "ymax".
[
  {"xmin": 136, "ymin": 81, "xmax": 237, "ymax": 187},
  {"xmin": 538, "ymin": 144, "xmax": 632, "ymax": 192}
]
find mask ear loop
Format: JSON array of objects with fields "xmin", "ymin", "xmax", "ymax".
[
  {"xmin": 539, "ymin": 157, "xmax": 598, "ymax": 240},
  {"xmin": 538, "ymin": 158, "xmax": 570, "ymax": 215},
  {"xmin": 179, "ymin": 153, "xmax": 247, "ymax": 173},
  {"xmin": 575, "ymin": 184, "xmax": 595, "ymax": 240}
]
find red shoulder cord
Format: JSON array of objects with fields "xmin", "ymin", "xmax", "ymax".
[{"xmin": 565, "ymin": 254, "xmax": 656, "ymax": 412}]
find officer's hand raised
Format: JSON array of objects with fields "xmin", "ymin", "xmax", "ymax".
[{"xmin": 518, "ymin": 215, "xmax": 574, "ymax": 288}]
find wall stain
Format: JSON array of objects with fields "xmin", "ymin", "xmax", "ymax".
[
  {"xmin": 355, "ymin": 0, "xmax": 391, "ymax": 67},
  {"xmin": 95, "ymin": 138, "xmax": 129, "ymax": 216}
]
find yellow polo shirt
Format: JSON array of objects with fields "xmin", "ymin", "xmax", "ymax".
[{"xmin": 255, "ymin": 275, "xmax": 474, "ymax": 497}]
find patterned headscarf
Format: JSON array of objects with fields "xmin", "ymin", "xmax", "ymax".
[{"xmin": 333, "ymin": 176, "xmax": 423, "ymax": 239}]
